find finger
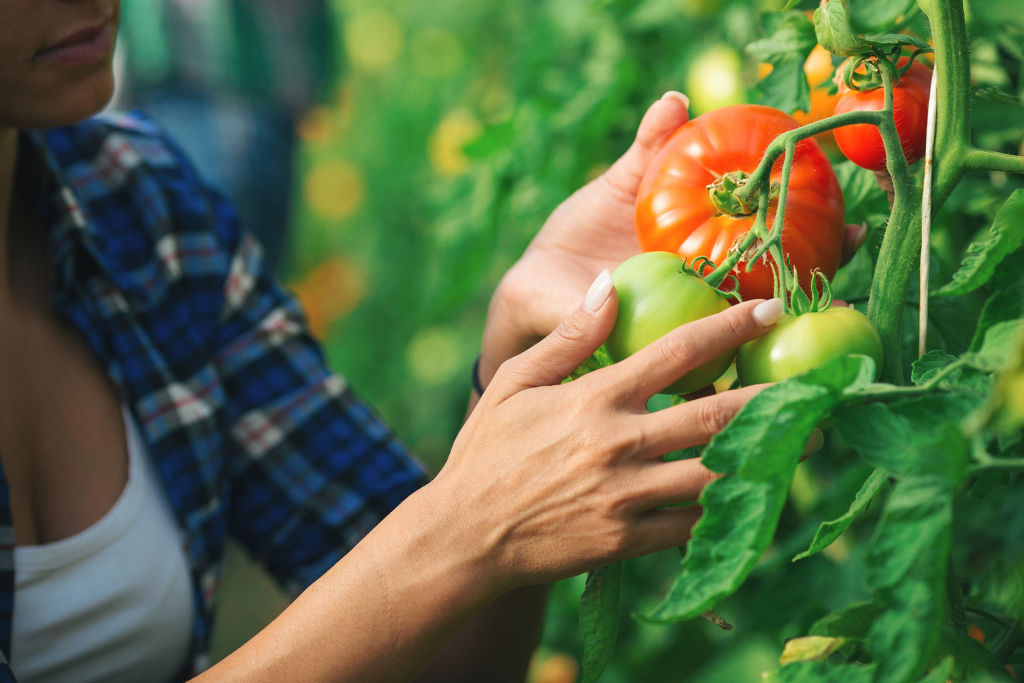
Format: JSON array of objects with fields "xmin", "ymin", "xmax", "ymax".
[
  {"xmin": 639, "ymin": 384, "xmax": 768, "ymax": 457},
  {"xmin": 609, "ymin": 298, "xmax": 784, "ymax": 401},
  {"xmin": 625, "ymin": 505, "xmax": 704, "ymax": 559},
  {"xmin": 492, "ymin": 270, "xmax": 618, "ymax": 395},
  {"xmin": 600, "ymin": 92, "xmax": 690, "ymax": 201},
  {"xmin": 840, "ymin": 222, "xmax": 868, "ymax": 265},
  {"xmin": 630, "ymin": 457, "xmax": 720, "ymax": 508}
]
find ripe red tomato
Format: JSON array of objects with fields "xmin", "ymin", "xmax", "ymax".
[
  {"xmin": 832, "ymin": 57, "xmax": 932, "ymax": 171},
  {"xmin": 634, "ymin": 105, "xmax": 846, "ymax": 301},
  {"xmin": 735, "ymin": 306, "xmax": 883, "ymax": 385}
]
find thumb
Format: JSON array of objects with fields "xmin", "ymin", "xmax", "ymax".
[
  {"xmin": 601, "ymin": 91, "xmax": 690, "ymax": 199},
  {"xmin": 495, "ymin": 270, "xmax": 617, "ymax": 394}
]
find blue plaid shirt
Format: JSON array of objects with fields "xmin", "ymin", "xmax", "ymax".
[{"xmin": 0, "ymin": 113, "xmax": 428, "ymax": 680}]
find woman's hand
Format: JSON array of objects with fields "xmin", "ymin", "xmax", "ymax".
[
  {"xmin": 478, "ymin": 92, "xmax": 692, "ymax": 388},
  {"xmin": 440, "ymin": 273, "xmax": 785, "ymax": 588}
]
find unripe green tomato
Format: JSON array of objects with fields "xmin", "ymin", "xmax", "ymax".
[
  {"xmin": 735, "ymin": 307, "xmax": 884, "ymax": 385},
  {"xmin": 605, "ymin": 251, "xmax": 732, "ymax": 395}
]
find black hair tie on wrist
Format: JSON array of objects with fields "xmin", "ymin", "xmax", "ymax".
[{"xmin": 472, "ymin": 356, "xmax": 486, "ymax": 395}]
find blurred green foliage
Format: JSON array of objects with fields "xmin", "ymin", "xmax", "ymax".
[
  {"xmin": 285, "ymin": 0, "xmax": 781, "ymax": 470},
  {"xmin": 272, "ymin": 0, "xmax": 1024, "ymax": 680}
]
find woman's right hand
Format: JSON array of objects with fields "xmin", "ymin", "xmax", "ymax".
[{"xmin": 433, "ymin": 272, "xmax": 785, "ymax": 591}]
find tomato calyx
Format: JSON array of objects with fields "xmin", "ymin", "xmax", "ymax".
[
  {"xmin": 687, "ymin": 255, "xmax": 743, "ymax": 303},
  {"xmin": 836, "ymin": 51, "xmax": 931, "ymax": 93},
  {"xmin": 707, "ymin": 171, "xmax": 780, "ymax": 218},
  {"xmin": 783, "ymin": 267, "xmax": 834, "ymax": 316}
]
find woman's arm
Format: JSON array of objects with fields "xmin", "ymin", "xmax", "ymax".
[{"xmin": 195, "ymin": 290, "xmax": 784, "ymax": 682}]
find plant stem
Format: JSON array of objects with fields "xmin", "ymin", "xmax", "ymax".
[
  {"xmin": 866, "ymin": 0, "xmax": 974, "ymax": 384},
  {"xmin": 963, "ymin": 149, "xmax": 1024, "ymax": 175}
]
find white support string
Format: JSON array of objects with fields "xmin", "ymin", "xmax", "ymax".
[{"xmin": 920, "ymin": 63, "xmax": 939, "ymax": 358}]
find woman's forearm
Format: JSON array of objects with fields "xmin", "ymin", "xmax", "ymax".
[{"xmin": 195, "ymin": 480, "xmax": 505, "ymax": 682}]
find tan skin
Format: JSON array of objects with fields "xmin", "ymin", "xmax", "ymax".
[{"xmin": 2, "ymin": 1, "xmax": 865, "ymax": 680}]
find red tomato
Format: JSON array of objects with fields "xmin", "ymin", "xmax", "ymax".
[
  {"xmin": 832, "ymin": 57, "xmax": 932, "ymax": 171},
  {"xmin": 634, "ymin": 105, "xmax": 846, "ymax": 301}
]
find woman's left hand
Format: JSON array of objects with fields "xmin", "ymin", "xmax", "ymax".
[{"xmin": 478, "ymin": 92, "xmax": 691, "ymax": 387}]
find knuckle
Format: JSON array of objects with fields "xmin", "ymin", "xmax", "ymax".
[
  {"xmin": 719, "ymin": 307, "xmax": 750, "ymax": 340},
  {"xmin": 693, "ymin": 398, "xmax": 737, "ymax": 436}
]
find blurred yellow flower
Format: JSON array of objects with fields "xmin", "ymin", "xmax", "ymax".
[
  {"xmin": 406, "ymin": 327, "xmax": 461, "ymax": 385},
  {"xmin": 303, "ymin": 160, "xmax": 366, "ymax": 220},
  {"xmin": 429, "ymin": 108, "xmax": 482, "ymax": 176},
  {"xmin": 345, "ymin": 7, "xmax": 403, "ymax": 71}
]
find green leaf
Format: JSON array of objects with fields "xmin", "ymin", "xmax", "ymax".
[
  {"xmin": 814, "ymin": 0, "xmax": 870, "ymax": 57},
  {"xmin": 779, "ymin": 636, "xmax": 846, "ymax": 664},
  {"xmin": 847, "ymin": 0, "xmax": 919, "ymax": 33},
  {"xmin": 835, "ymin": 396, "xmax": 974, "ymax": 479},
  {"xmin": 642, "ymin": 356, "xmax": 876, "ymax": 623},
  {"xmin": 936, "ymin": 626, "xmax": 1015, "ymax": 682},
  {"xmin": 935, "ymin": 189, "xmax": 1024, "ymax": 297},
  {"xmin": 747, "ymin": 11, "xmax": 817, "ymax": 62},
  {"xmin": 766, "ymin": 661, "xmax": 877, "ymax": 682},
  {"xmin": 910, "ymin": 350, "xmax": 958, "ymax": 386},
  {"xmin": 579, "ymin": 563, "xmax": 622, "ymax": 683},
  {"xmin": 971, "ymin": 260, "xmax": 1024, "ymax": 353},
  {"xmin": 864, "ymin": 477, "xmax": 956, "ymax": 683},
  {"xmin": 793, "ymin": 468, "xmax": 888, "ymax": 561},
  {"xmin": 809, "ymin": 601, "xmax": 883, "ymax": 638},
  {"xmin": 860, "ymin": 32, "xmax": 931, "ymax": 50},
  {"xmin": 965, "ymin": 319, "xmax": 1024, "ymax": 373},
  {"xmin": 747, "ymin": 11, "xmax": 817, "ymax": 114}
]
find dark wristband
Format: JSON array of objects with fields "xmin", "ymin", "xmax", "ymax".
[{"xmin": 471, "ymin": 356, "xmax": 486, "ymax": 395}]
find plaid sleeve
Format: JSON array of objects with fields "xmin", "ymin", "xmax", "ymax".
[{"xmin": 207, "ymin": 190, "xmax": 428, "ymax": 596}]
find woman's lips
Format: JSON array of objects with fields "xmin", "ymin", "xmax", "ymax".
[{"xmin": 37, "ymin": 20, "xmax": 115, "ymax": 66}]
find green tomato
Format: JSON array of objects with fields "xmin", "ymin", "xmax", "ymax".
[
  {"xmin": 605, "ymin": 251, "xmax": 733, "ymax": 395},
  {"xmin": 735, "ymin": 306, "xmax": 884, "ymax": 385}
]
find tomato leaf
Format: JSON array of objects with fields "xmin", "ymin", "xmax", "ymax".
[
  {"xmin": 934, "ymin": 189, "xmax": 1024, "ymax": 297},
  {"xmin": 964, "ymin": 319, "xmax": 1024, "ymax": 373},
  {"xmin": 910, "ymin": 350, "xmax": 958, "ymax": 386},
  {"xmin": 863, "ymin": 475, "xmax": 959, "ymax": 683},
  {"xmin": 809, "ymin": 601, "xmax": 883, "ymax": 638},
  {"xmin": 747, "ymin": 11, "xmax": 816, "ymax": 114},
  {"xmin": 641, "ymin": 355, "xmax": 875, "ymax": 623},
  {"xmin": 835, "ymin": 395, "xmax": 975, "ymax": 479},
  {"xmin": 766, "ymin": 661, "xmax": 877, "ymax": 682},
  {"xmin": 793, "ymin": 467, "xmax": 888, "ymax": 562},
  {"xmin": 579, "ymin": 563, "xmax": 621, "ymax": 683},
  {"xmin": 814, "ymin": 0, "xmax": 871, "ymax": 57},
  {"xmin": 779, "ymin": 636, "xmax": 847, "ymax": 664},
  {"xmin": 846, "ymin": 0, "xmax": 919, "ymax": 33},
  {"xmin": 935, "ymin": 626, "xmax": 1015, "ymax": 682}
]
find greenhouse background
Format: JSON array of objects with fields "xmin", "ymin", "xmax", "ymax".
[{"xmin": 107, "ymin": 0, "xmax": 1024, "ymax": 680}]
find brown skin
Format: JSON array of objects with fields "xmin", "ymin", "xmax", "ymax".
[
  {"xmin": 0, "ymin": 5, "xmax": 830, "ymax": 680},
  {"xmin": 0, "ymin": 0, "xmax": 125, "ymax": 548}
]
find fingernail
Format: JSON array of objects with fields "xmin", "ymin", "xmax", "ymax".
[
  {"xmin": 752, "ymin": 298, "xmax": 784, "ymax": 326},
  {"xmin": 660, "ymin": 90, "xmax": 690, "ymax": 109},
  {"xmin": 583, "ymin": 269, "xmax": 613, "ymax": 314}
]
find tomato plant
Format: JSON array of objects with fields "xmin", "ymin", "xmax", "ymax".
[
  {"xmin": 604, "ymin": 251, "xmax": 732, "ymax": 395},
  {"xmin": 735, "ymin": 306, "xmax": 883, "ymax": 385},
  {"xmin": 832, "ymin": 56, "xmax": 932, "ymax": 171},
  {"xmin": 634, "ymin": 104, "xmax": 846, "ymax": 301},
  {"xmin": 790, "ymin": 45, "xmax": 839, "ymax": 149}
]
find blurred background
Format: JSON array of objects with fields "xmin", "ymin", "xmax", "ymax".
[{"xmin": 109, "ymin": 0, "xmax": 1024, "ymax": 680}]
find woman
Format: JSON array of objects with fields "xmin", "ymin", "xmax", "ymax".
[{"xmin": 0, "ymin": 1, "xmax": 799, "ymax": 681}]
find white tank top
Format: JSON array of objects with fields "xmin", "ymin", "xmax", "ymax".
[{"xmin": 10, "ymin": 407, "xmax": 195, "ymax": 683}]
